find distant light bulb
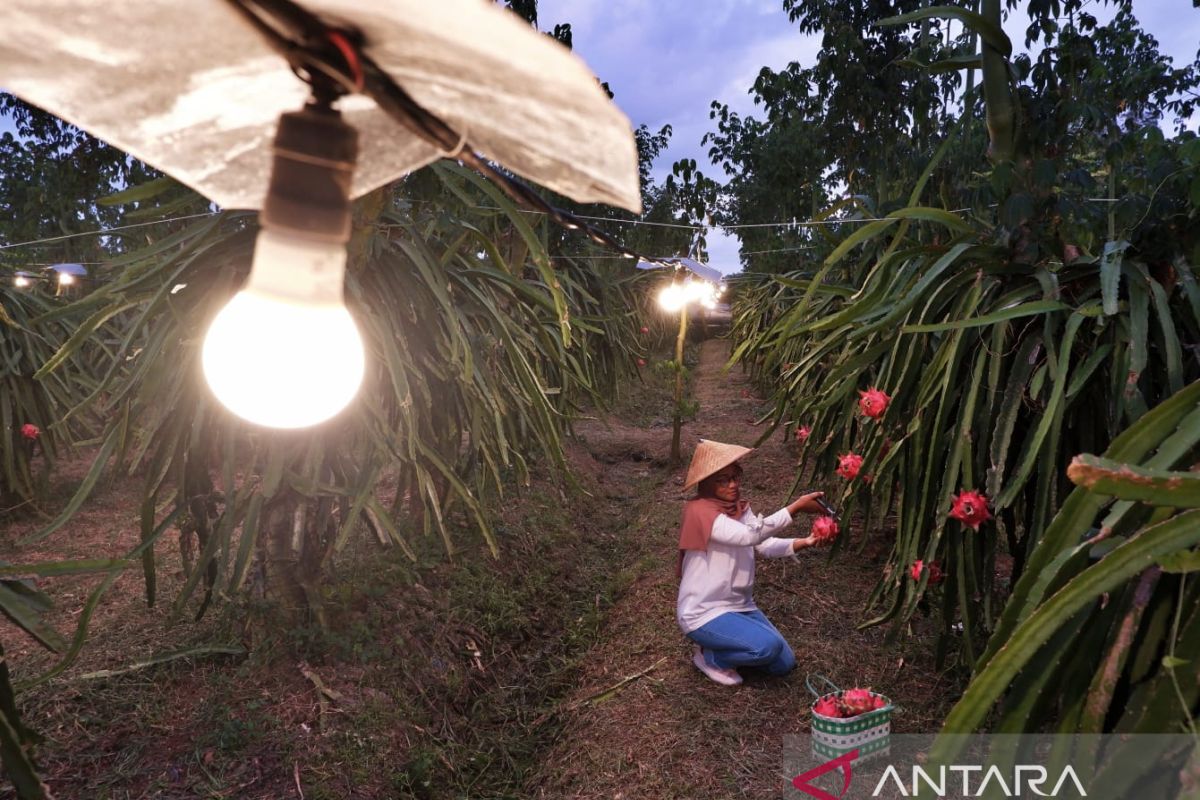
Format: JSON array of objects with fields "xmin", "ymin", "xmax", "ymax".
[
  {"xmin": 14, "ymin": 275, "xmax": 30, "ymax": 288},
  {"xmin": 202, "ymin": 230, "xmax": 364, "ymax": 428},
  {"xmin": 57, "ymin": 272, "xmax": 75, "ymax": 286},
  {"xmin": 658, "ymin": 282, "xmax": 688, "ymax": 312}
]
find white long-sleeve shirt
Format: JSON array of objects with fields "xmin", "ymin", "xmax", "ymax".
[{"xmin": 676, "ymin": 505, "xmax": 796, "ymax": 633}]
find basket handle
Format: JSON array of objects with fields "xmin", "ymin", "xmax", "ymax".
[{"xmin": 805, "ymin": 673, "xmax": 841, "ymax": 698}]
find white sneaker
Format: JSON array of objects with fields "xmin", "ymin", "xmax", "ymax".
[{"xmin": 692, "ymin": 646, "xmax": 742, "ymax": 686}]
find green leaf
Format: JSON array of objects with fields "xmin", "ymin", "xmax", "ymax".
[
  {"xmin": 0, "ymin": 582, "xmax": 66, "ymax": 653},
  {"xmin": 938, "ymin": 509, "xmax": 1200, "ymax": 736},
  {"xmin": 879, "ymin": 6, "xmax": 1012, "ymax": 56},
  {"xmin": 886, "ymin": 206, "xmax": 973, "ymax": 234},
  {"xmin": 1068, "ymin": 454, "xmax": 1200, "ymax": 507},
  {"xmin": 823, "ymin": 218, "xmax": 900, "ymax": 268},
  {"xmin": 1157, "ymin": 550, "xmax": 1200, "ymax": 573},
  {"xmin": 96, "ymin": 176, "xmax": 177, "ymax": 206},
  {"xmin": 76, "ymin": 644, "xmax": 245, "ymax": 681},
  {"xmin": 0, "ymin": 560, "xmax": 129, "ymax": 578},
  {"xmin": 1100, "ymin": 240, "xmax": 1129, "ymax": 316},
  {"xmin": 902, "ymin": 300, "xmax": 1067, "ymax": 332},
  {"xmin": 0, "ymin": 699, "xmax": 49, "ymax": 799},
  {"xmin": 21, "ymin": 422, "xmax": 123, "ymax": 545}
]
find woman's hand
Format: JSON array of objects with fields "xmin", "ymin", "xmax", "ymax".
[
  {"xmin": 790, "ymin": 535, "xmax": 818, "ymax": 552},
  {"xmin": 787, "ymin": 491, "xmax": 826, "ymax": 516}
]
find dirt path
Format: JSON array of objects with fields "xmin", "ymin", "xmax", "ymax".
[{"xmin": 528, "ymin": 339, "xmax": 949, "ymax": 799}]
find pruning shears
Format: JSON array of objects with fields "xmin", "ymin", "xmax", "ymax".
[{"xmin": 802, "ymin": 488, "xmax": 840, "ymax": 521}]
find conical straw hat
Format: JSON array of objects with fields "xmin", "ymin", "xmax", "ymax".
[{"xmin": 683, "ymin": 439, "xmax": 753, "ymax": 492}]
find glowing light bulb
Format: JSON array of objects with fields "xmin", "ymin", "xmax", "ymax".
[
  {"xmin": 57, "ymin": 272, "xmax": 75, "ymax": 286},
  {"xmin": 202, "ymin": 230, "xmax": 364, "ymax": 428},
  {"xmin": 13, "ymin": 275, "xmax": 30, "ymax": 288},
  {"xmin": 658, "ymin": 282, "xmax": 688, "ymax": 312}
]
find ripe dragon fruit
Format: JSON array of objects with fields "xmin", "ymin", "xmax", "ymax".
[
  {"xmin": 811, "ymin": 515, "xmax": 839, "ymax": 543},
  {"xmin": 796, "ymin": 425, "xmax": 811, "ymax": 441},
  {"xmin": 637, "ymin": 358, "xmax": 646, "ymax": 367},
  {"xmin": 858, "ymin": 387, "xmax": 891, "ymax": 419},
  {"xmin": 910, "ymin": 560, "xmax": 944, "ymax": 585},
  {"xmin": 640, "ymin": 326, "xmax": 650, "ymax": 334},
  {"xmin": 812, "ymin": 697, "xmax": 842, "ymax": 718},
  {"xmin": 872, "ymin": 695, "xmax": 888, "ymax": 710},
  {"xmin": 840, "ymin": 688, "xmax": 877, "ymax": 717},
  {"xmin": 21, "ymin": 423, "xmax": 40, "ymax": 440},
  {"xmin": 835, "ymin": 453, "xmax": 864, "ymax": 480},
  {"xmin": 950, "ymin": 489, "xmax": 992, "ymax": 531}
]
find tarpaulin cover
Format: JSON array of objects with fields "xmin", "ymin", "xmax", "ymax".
[
  {"xmin": 636, "ymin": 256, "xmax": 724, "ymax": 283},
  {"xmin": 0, "ymin": 0, "xmax": 641, "ymax": 213}
]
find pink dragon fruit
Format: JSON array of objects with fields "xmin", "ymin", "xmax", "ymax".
[
  {"xmin": 839, "ymin": 688, "xmax": 877, "ymax": 717},
  {"xmin": 858, "ymin": 387, "xmax": 891, "ymax": 419},
  {"xmin": 836, "ymin": 453, "xmax": 864, "ymax": 480},
  {"xmin": 950, "ymin": 490, "xmax": 992, "ymax": 531},
  {"xmin": 812, "ymin": 697, "xmax": 842, "ymax": 718},
  {"xmin": 796, "ymin": 425, "xmax": 811, "ymax": 441},
  {"xmin": 811, "ymin": 516, "xmax": 839, "ymax": 543}
]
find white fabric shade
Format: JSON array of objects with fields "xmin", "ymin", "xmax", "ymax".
[
  {"xmin": 637, "ymin": 256, "xmax": 724, "ymax": 283},
  {"xmin": 0, "ymin": 0, "xmax": 642, "ymax": 213}
]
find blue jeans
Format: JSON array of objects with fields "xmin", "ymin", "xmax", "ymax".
[{"xmin": 686, "ymin": 609, "xmax": 796, "ymax": 675}]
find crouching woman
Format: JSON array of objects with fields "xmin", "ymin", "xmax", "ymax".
[{"xmin": 676, "ymin": 439, "xmax": 827, "ymax": 686}]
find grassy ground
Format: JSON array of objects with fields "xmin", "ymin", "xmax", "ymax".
[{"xmin": 2, "ymin": 337, "xmax": 956, "ymax": 799}]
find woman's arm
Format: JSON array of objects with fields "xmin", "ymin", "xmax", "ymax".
[
  {"xmin": 755, "ymin": 534, "xmax": 818, "ymax": 558},
  {"xmin": 786, "ymin": 491, "xmax": 827, "ymax": 517},
  {"xmin": 709, "ymin": 508, "xmax": 793, "ymax": 546}
]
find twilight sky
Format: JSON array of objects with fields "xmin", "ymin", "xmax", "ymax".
[{"xmin": 538, "ymin": 0, "xmax": 1200, "ymax": 274}]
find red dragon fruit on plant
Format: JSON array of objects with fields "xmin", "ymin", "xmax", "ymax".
[
  {"xmin": 812, "ymin": 696, "xmax": 842, "ymax": 718},
  {"xmin": 840, "ymin": 688, "xmax": 877, "ymax": 717},
  {"xmin": 640, "ymin": 326, "xmax": 650, "ymax": 334},
  {"xmin": 796, "ymin": 425, "xmax": 811, "ymax": 442},
  {"xmin": 637, "ymin": 358, "xmax": 646, "ymax": 367},
  {"xmin": 858, "ymin": 387, "xmax": 891, "ymax": 419},
  {"xmin": 950, "ymin": 489, "xmax": 992, "ymax": 531},
  {"xmin": 910, "ymin": 560, "xmax": 944, "ymax": 585},
  {"xmin": 20, "ymin": 423, "xmax": 40, "ymax": 440},
  {"xmin": 811, "ymin": 516, "xmax": 839, "ymax": 543},
  {"xmin": 835, "ymin": 453, "xmax": 863, "ymax": 480}
]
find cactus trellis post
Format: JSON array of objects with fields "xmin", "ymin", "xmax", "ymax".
[
  {"xmin": 671, "ymin": 301, "xmax": 689, "ymax": 464},
  {"xmin": 655, "ymin": 269, "xmax": 720, "ymax": 465}
]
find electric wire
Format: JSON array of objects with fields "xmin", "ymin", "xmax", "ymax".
[{"xmin": 0, "ymin": 212, "xmax": 223, "ymax": 251}]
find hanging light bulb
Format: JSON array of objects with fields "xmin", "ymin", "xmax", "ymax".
[
  {"xmin": 202, "ymin": 100, "xmax": 365, "ymax": 429},
  {"xmin": 658, "ymin": 281, "xmax": 688, "ymax": 313},
  {"xmin": 13, "ymin": 273, "xmax": 31, "ymax": 288}
]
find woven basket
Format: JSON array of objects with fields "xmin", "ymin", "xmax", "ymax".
[{"xmin": 806, "ymin": 675, "xmax": 893, "ymax": 761}]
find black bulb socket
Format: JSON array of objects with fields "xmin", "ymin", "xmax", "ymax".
[{"xmin": 260, "ymin": 102, "xmax": 358, "ymax": 243}]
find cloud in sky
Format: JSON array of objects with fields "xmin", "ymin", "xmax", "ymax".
[{"xmin": 540, "ymin": 0, "xmax": 1200, "ymax": 274}]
